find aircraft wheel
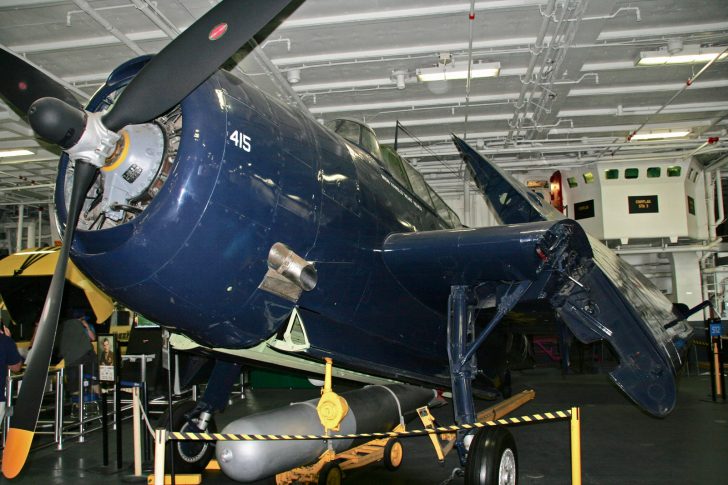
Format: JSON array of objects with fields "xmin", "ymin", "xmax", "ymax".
[
  {"xmin": 318, "ymin": 461, "xmax": 343, "ymax": 485},
  {"xmin": 465, "ymin": 427, "xmax": 517, "ymax": 485},
  {"xmin": 383, "ymin": 438, "xmax": 404, "ymax": 470},
  {"xmin": 158, "ymin": 399, "xmax": 217, "ymax": 473}
]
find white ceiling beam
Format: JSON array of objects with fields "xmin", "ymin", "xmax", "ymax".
[
  {"xmin": 281, "ymin": 1, "xmax": 549, "ymax": 29},
  {"xmin": 9, "ymin": 30, "xmax": 167, "ymax": 54},
  {"xmin": 295, "ymin": 68, "xmax": 728, "ymax": 99},
  {"xmin": 380, "ymin": 119, "xmax": 726, "ymax": 145},
  {"xmin": 293, "ymin": 66, "xmax": 529, "ymax": 93},
  {"xmin": 406, "ymin": 138, "xmax": 722, "ymax": 158},
  {"xmin": 308, "ymin": 92, "xmax": 528, "ymax": 115},
  {"xmin": 0, "ymin": 122, "xmax": 34, "ymax": 137},
  {"xmin": 0, "ymin": 0, "xmax": 64, "ymax": 6},
  {"xmin": 0, "ymin": 183, "xmax": 54, "ymax": 193},
  {"xmin": 272, "ymin": 37, "xmax": 537, "ymax": 66},
  {"xmin": 273, "ymin": 20, "xmax": 728, "ymax": 67},
  {"xmin": 363, "ymin": 101, "xmax": 728, "ymax": 130},
  {"xmin": 570, "ymin": 79, "xmax": 728, "ymax": 97},
  {"xmin": 368, "ymin": 113, "xmax": 516, "ymax": 129},
  {"xmin": 0, "ymin": 140, "xmax": 43, "ymax": 149},
  {"xmin": 306, "ymin": 76, "xmax": 728, "ymax": 115},
  {"xmin": 548, "ymin": 119, "xmax": 723, "ymax": 136},
  {"xmin": 597, "ymin": 21, "xmax": 728, "ymax": 41},
  {"xmin": 559, "ymin": 101, "xmax": 728, "ymax": 118}
]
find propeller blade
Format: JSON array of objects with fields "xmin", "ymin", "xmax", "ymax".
[
  {"xmin": 102, "ymin": 0, "xmax": 297, "ymax": 132},
  {"xmin": 0, "ymin": 47, "xmax": 81, "ymax": 118},
  {"xmin": 2, "ymin": 160, "xmax": 97, "ymax": 479}
]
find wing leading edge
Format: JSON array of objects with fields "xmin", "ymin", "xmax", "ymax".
[{"xmin": 382, "ymin": 136, "xmax": 693, "ymax": 417}]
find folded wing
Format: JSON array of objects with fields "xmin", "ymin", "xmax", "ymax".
[{"xmin": 382, "ymin": 136, "xmax": 693, "ymax": 417}]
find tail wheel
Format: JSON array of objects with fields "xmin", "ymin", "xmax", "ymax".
[
  {"xmin": 318, "ymin": 461, "xmax": 343, "ymax": 485},
  {"xmin": 157, "ymin": 399, "xmax": 217, "ymax": 473},
  {"xmin": 383, "ymin": 438, "xmax": 404, "ymax": 470},
  {"xmin": 465, "ymin": 427, "xmax": 517, "ymax": 485}
]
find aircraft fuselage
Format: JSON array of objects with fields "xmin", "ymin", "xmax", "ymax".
[{"xmin": 61, "ymin": 63, "xmax": 454, "ymax": 385}]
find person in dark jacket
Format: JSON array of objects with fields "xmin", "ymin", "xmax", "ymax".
[
  {"xmin": 0, "ymin": 322, "xmax": 22, "ymax": 423},
  {"xmin": 57, "ymin": 315, "xmax": 97, "ymax": 395}
]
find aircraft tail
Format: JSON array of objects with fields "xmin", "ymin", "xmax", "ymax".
[{"xmin": 450, "ymin": 135, "xmax": 693, "ymax": 416}]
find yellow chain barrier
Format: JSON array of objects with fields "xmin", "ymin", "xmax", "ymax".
[{"xmin": 166, "ymin": 409, "xmax": 572, "ymax": 442}]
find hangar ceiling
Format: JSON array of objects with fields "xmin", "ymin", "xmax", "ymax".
[{"xmin": 0, "ymin": 0, "xmax": 727, "ymax": 208}]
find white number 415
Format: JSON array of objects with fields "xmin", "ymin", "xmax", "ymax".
[{"xmin": 229, "ymin": 130, "xmax": 251, "ymax": 152}]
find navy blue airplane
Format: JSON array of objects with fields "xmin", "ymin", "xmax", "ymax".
[{"xmin": 0, "ymin": 1, "xmax": 693, "ymax": 481}]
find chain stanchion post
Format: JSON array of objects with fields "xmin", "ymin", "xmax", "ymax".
[
  {"xmin": 154, "ymin": 428, "xmax": 166, "ymax": 485},
  {"xmin": 4, "ymin": 371, "xmax": 12, "ymax": 447},
  {"xmin": 55, "ymin": 368, "xmax": 63, "ymax": 450},
  {"xmin": 101, "ymin": 390, "xmax": 109, "ymax": 467},
  {"xmin": 132, "ymin": 386, "xmax": 142, "ymax": 476},
  {"xmin": 78, "ymin": 363, "xmax": 85, "ymax": 443},
  {"xmin": 707, "ymin": 318, "xmax": 725, "ymax": 401},
  {"xmin": 163, "ymin": 330, "xmax": 176, "ymax": 485},
  {"xmin": 570, "ymin": 407, "xmax": 582, "ymax": 485},
  {"xmin": 56, "ymin": 367, "xmax": 66, "ymax": 451},
  {"xmin": 115, "ymin": 343, "xmax": 123, "ymax": 469}
]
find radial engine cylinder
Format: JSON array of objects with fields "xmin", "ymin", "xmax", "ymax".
[{"xmin": 216, "ymin": 384, "xmax": 435, "ymax": 482}]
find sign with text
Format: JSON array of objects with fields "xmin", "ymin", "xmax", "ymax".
[
  {"xmin": 628, "ymin": 195, "xmax": 659, "ymax": 214},
  {"xmin": 687, "ymin": 196, "xmax": 695, "ymax": 215},
  {"xmin": 574, "ymin": 199, "xmax": 595, "ymax": 220}
]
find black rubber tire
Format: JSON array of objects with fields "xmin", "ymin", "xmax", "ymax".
[
  {"xmin": 157, "ymin": 399, "xmax": 217, "ymax": 473},
  {"xmin": 318, "ymin": 461, "xmax": 343, "ymax": 485},
  {"xmin": 465, "ymin": 427, "xmax": 518, "ymax": 485},
  {"xmin": 383, "ymin": 438, "xmax": 404, "ymax": 471}
]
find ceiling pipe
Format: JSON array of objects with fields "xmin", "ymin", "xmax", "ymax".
[
  {"xmin": 67, "ymin": 3, "xmax": 136, "ymax": 27},
  {"xmin": 462, "ymin": 0, "xmax": 477, "ymax": 140},
  {"xmin": 612, "ymin": 239, "xmax": 722, "ymax": 255},
  {"xmin": 397, "ymin": 141, "xmax": 728, "ymax": 162},
  {"xmin": 72, "ymin": 0, "xmax": 146, "ymax": 56},
  {"xmin": 505, "ymin": 0, "xmax": 556, "ymax": 141},
  {"xmin": 129, "ymin": 0, "xmax": 179, "ymax": 38},
  {"xmin": 528, "ymin": 0, "xmax": 586, "ymax": 136},
  {"xmin": 591, "ymin": 45, "xmax": 728, "ymax": 163},
  {"xmin": 0, "ymin": 183, "xmax": 55, "ymax": 193}
]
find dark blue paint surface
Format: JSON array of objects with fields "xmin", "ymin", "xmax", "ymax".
[
  {"xmin": 54, "ymin": 60, "xmax": 693, "ymax": 414},
  {"xmin": 57, "ymin": 61, "xmax": 453, "ymax": 385}
]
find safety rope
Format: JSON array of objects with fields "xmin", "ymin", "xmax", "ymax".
[{"xmin": 166, "ymin": 409, "xmax": 572, "ymax": 442}]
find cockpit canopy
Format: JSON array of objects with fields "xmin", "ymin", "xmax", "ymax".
[
  {"xmin": 326, "ymin": 118, "xmax": 462, "ymax": 228},
  {"xmin": 325, "ymin": 118, "xmax": 383, "ymax": 160}
]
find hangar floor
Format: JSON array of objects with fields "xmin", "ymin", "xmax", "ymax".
[{"xmin": 2, "ymin": 368, "xmax": 726, "ymax": 485}]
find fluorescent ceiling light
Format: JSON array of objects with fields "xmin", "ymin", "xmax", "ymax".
[
  {"xmin": 0, "ymin": 149, "xmax": 34, "ymax": 158},
  {"xmin": 417, "ymin": 62, "xmax": 500, "ymax": 82},
  {"xmin": 637, "ymin": 46, "xmax": 728, "ymax": 66},
  {"xmin": 630, "ymin": 131, "xmax": 690, "ymax": 140}
]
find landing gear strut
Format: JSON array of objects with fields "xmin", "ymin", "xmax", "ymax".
[{"xmin": 447, "ymin": 282, "xmax": 530, "ymax": 484}]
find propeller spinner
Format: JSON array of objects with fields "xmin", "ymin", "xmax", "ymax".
[{"xmin": 0, "ymin": 0, "xmax": 298, "ymax": 477}]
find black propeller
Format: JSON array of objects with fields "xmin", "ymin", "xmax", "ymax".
[
  {"xmin": 1, "ymin": 161, "xmax": 96, "ymax": 479},
  {"xmin": 103, "ymin": 0, "xmax": 294, "ymax": 132},
  {"xmin": 0, "ymin": 0, "xmax": 299, "ymax": 477},
  {"xmin": 0, "ymin": 48, "xmax": 81, "ymax": 117}
]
